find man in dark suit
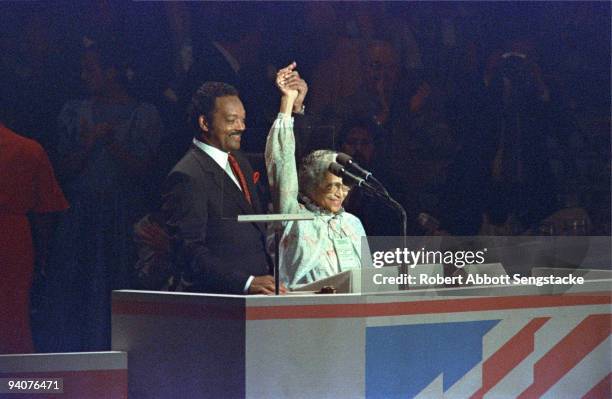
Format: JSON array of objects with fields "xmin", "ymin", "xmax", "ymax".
[{"xmin": 162, "ymin": 82, "xmax": 283, "ymax": 294}]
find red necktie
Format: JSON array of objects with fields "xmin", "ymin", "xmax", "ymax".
[{"xmin": 228, "ymin": 153, "xmax": 252, "ymax": 205}]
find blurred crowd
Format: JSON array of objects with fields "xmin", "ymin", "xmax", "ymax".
[{"xmin": 0, "ymin": 2, "xmax": 609, "ymax": 352}]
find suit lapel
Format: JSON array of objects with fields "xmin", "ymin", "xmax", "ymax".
[
  {"xmin": 190, "ymin": 145, "xmax": 226, "ymax": 192},
  {"xmin": 190, "ymin": 146, "xmax": 261, "ymax": 222}
]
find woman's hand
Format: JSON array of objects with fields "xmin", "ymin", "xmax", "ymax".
[
  {"xmin": 276, "ymin": 62, "xmax": 299, "ymax": 100},
  {"xmin": 276, "ymin": 62, "xmax": 308, "ymax": 115}
]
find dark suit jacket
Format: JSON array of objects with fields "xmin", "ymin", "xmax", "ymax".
[{"xmin": 162, "ymin": 144, "xmax": 270, "ymax": 294}]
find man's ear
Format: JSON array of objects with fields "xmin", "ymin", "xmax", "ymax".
[{"xmin": 198, "ymin": 115, "xmax": 209, "ymax": 133}]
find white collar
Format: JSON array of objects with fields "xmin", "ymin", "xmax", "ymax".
[
  {"xmin": 192, "ymin": 138, "xmax": 242, "ymax": 191},
  {"xmin": 192, "ymin": 138, "xmax": 229, "ymax": 170}
]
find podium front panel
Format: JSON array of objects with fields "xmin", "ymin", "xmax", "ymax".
[{"xmin": 112, "ymin": 283, "xmax": 611, "ymax": 398}]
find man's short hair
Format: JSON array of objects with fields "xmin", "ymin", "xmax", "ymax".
[
  {"xmin": 188, "ymin": 82, "xmax": 239, "ymax": 136},
  {"xmin": 338, "ymin": 118, "xmax": 377, "ymax": 148},
  {"xmin": 83, "ymin": 36, "xmax": 134, "ymax": 89},
  {"xmin": 84, "ymin": 36, "xmax": 130, "ymax": 72}
]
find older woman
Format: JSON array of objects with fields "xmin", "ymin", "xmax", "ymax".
[{"xmin": 265, "ymin": 63, "xmax": 368, "ymax": 289}]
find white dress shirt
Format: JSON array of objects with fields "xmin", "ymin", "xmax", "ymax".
[{"xmin": 192, "ymin": 138, "xmax": 242, "ymax": 190}]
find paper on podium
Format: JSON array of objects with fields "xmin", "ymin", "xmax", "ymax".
[
  {"xmin": 293, "ymin": 270, "xmax": 355, "ymax": 293},
  {"xmin": 292, "ymin": 264, "xmax": 445, "ymax": 294}
]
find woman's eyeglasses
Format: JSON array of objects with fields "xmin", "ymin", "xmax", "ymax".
[{"xmin": 322, "ymin": 182, "xmax": 351, "ymax": 194}]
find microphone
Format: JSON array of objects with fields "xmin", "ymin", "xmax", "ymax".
[
  {"xmin": 336, "ymin": 152, "xmax": 390, "ymax": 195},
  {"xmin": 330, "ymin": 162, "xmax": 408, "ymax": 236},
  {"xmin": 328, "ymin": 162, "xmax": 408, "ymax": 237},
  {"xmin": 335, "ymin": 153, "xmax": 372, "ymax": 180},
  {"xmin": 328, "ymin": 162, "xmax": 378, "ymax": 192}
]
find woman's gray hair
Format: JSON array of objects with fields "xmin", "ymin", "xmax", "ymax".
[{"xmin": 298, "ymin": 150, "xmax": 337, "ymax": 198}]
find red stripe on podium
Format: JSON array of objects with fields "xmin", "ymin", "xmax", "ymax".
[
  {"xmin": 112, "ymin": 300, "xmax": 245, "ymax": 320},
  {"xmin": 111, "ymin": 294, "xmax": 611, "ymax": 321},
  {"xmin": 517, "ymin": 314, "xmax": 612, "ymax": 399},
  {"xmin": 470, "ymin": 317, "xmax": 550, "ymax": 399},
  {"xmin": 246, "ymin": 294, "xmax": 611, "ymax": 320},
  {"xmin": 582, "ymin": 373, "xmax": 612, "ymax": 399}
]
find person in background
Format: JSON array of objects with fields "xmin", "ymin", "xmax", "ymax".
[
  {"xmin": 326, "ymin": 40, "xmax": 402, "ymax": 138},
  {"xmin": 266, "ymin": 63, "xmax": 368, "ymax": 289},
  {"xmin": 338, "ymin": 118, "xmax": 401, "ymax": 236},
  {"xmin": 0, "ymin": 123, "xmax": 68, "ymax": 354},
  {"xmin": 481, "ymin": 44, "xmax": 558, "ymax": 232},
  {"xmin": 45, "ymin": 38, "xmax": 163, "ymax": 351}
]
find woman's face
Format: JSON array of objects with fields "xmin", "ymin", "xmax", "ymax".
[
  {"xmin": 81, "ymin": 51, "xmax": 106, "ymax": 94},
  {"xmin": 311, "ymin": 172, "xmax": 350, "ymax": 213}
]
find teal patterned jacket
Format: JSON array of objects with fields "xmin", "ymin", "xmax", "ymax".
[{"xmin": 265, "ymin": 113, "xmax": 369, "ymax": 289}]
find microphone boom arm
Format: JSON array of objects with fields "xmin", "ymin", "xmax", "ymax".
[{"xmin": 329, "ymin": 162, "xmax": 407, "ymax": 237}]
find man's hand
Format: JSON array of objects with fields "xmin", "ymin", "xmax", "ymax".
[
  {"xmin": 136, "ymin": 219, "xmax": 171, "ymax": 254},
  {"xmin": 276, "ymin": 62, "xmax": 308, "ymax": 114},
  {"xmin": 248, "ymin": 275, "xmax": 287, "ymax": 295},
  {"xmin": 291, "ymin": 73, "xmax": 308, "ymax": 114}
]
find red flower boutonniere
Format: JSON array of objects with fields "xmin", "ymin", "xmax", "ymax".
[{"xmin": 253, "ymin": 171, "xmax": 260, "ymax": 185}]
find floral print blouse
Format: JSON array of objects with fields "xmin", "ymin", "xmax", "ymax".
[{"xmin": 265, "ymin": 113, "xmax": 368, "ymax": 289}]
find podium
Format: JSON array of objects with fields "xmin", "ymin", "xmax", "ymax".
[{"xmin": 112, "ymin": 277, "xmax": 611, "ymax": 398}]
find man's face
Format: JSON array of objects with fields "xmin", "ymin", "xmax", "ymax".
[
  {"xmin": 341, "ymin": 127, "xmax": 375, "ymax": 167},
  {"xmin": 311, "ymin": 172, "xmax": 350, "ymax": 213},
  {"xmin": 364, "ymin": 42, "xmax": 400, "ymax": 96},
  {"xmin": 81, "ymin": 51, "xmax": 107, "ymax": 94},
  {"xmin": 200, "ymin": 95, "xmax": 246, "ymax": 152}
]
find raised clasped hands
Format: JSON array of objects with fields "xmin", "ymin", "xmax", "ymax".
[{"xmin": 276, "ymin": 62, "xmax": 308, "ymax": 113}]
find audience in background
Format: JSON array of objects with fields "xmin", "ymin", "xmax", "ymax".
[
  {"xmin": 481, "ymin": 41, "xmax": 559, "ymax": 231},
  {"xmin": 43, "ymin": 38, "xmax": 163, "ymax": 352},
  {"xmin": 0, "ymin": 1, "xmax": 608, "ymax": 352},
  {"xmin": 338, "ymin": 118, "xmax": 401, "ymax": 236}
]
